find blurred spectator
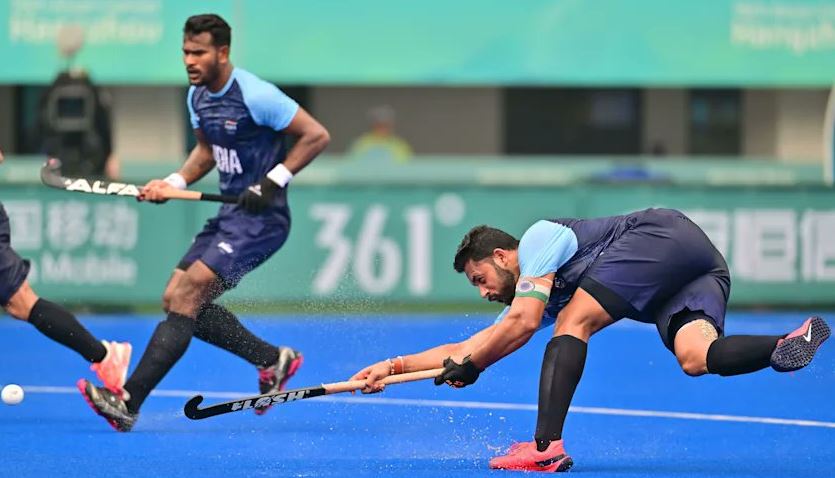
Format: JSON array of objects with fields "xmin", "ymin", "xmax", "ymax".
[
  {"xmin": 650, "ymin": 141, "xmax": 667, "ymax": 156},
  {"xmin": 35, "ymin": 25, "xmax": 118, "ymax": 179},
  {"xmin": 348, "ymin": 105, "xmax": 413, "ymax": 163}
]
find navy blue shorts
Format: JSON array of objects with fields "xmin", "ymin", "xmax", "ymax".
[
  {"xmin": 178, "ymin": 210, "xmax": 290, "ymax": 288},
  {"xmin": 0, "ymin": 204, "xmax": 31, "ymax": 305},
  {"xmin": 579, "ymin": 208, "xmax": 730, "ymax": 351}
]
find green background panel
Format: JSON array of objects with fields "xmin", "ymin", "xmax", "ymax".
[
  {"xmin": 2, "ymin": 0, "xmax": 834, "ymax": 85},
  {"xmin": 4, "ymin": 183, "xmax": 835, "ymax": 307}
]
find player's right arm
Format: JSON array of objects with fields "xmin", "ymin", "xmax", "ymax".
[
  {"xmin": 178, "ymin": 129, "xmax": 216, "ymax": 183},
  {"xmin": 349, "ymin": 323, "xmax": 498, "ymax": 394},
  {"xmin": 140, "ymin": 130, "xmax": 215, "ymax": 203}
]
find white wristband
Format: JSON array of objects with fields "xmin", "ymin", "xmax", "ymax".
[
  {"xmin": 163, "ymin": 173, "xmax": 187, "ymax": 190},
  {"xmin": 266, "ymin": 163, "xmax": 293, "ymax": 188}
]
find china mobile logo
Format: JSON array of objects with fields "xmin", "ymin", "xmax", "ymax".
[
  {"xmin": 65, "ymin": 179, "xmax": 141, "ymax": 196},
  {"xmin": 230, "ymin": 389, "xmax": 310, "ymax": 411}
]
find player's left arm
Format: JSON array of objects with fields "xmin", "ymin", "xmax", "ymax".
[
  {"xmin": 469, "ymin": 274, "xmax": 554, "ymax": 369},
  {"xmin": 238, "ymin": 83, "xmax": 329, "ymax": 213},
  {"xmin": 436, "ymin": 220, "xmax": 577, "ymax": 388},
  {"xmin": 280, "ymin": 107, "xmax": 330, "ymax": 175},
  {"xmin": 435, "ymin": 275, "xmax": 554, "ymax": 388}
]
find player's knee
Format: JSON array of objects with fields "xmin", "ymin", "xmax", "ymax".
[
  {"xmin": 3, "ymin": 281, "xmax": 39, "ymax": 321},
  {"xmin": 676, "ymin": 349, "xmax": 709, "ymax": 376},
  {"xmin": 555, "ymin": 310, "xmax": 606, "ymax": 340},
  {"xmin": 169, "ymin": 285, "xmax": 200, "ymax": 311},
  {"xmin": 3, "ymin": 301, "xmax": 27, "ymax": 321},
  {"xmin": 672, "ymin": 318, "xmax": 716, "ymax": 376},
  {"xmin": 172, "ymin": 275, "xmax": 205, "ymax": 299},
  {"xmin": 680, "ymin": 360, "xmax": 708, "ymax": 377},
  {"xmin": 169, "ymin": 276, "xmax": 216, "ymax": 315}
]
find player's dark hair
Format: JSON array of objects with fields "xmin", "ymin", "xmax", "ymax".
[
  {"xmin": 453, "ymin": 225, "xmax": 519, "ymax": 273},
  {"xmin": 184, "ymin": 14, "xmax": 231, "ymax": 47}
]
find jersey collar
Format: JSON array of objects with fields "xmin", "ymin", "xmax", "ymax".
[{"xmin": 207, "ymin": 67, "xmax": 237, "ymax": 98}]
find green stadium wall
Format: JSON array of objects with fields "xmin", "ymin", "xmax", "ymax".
[{"xmin": 5, "ymin": 183, "xmax": 835, "ymax": 307}]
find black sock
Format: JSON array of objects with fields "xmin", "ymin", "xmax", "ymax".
[
  {"xmin": 28, "ymin": 299, "xmax": 106, "ymax": 363},
  {"xmin": 534, "ymin": 335, "xmax": 587, "ymax": 452},
  {"xmin": 123, "ymin": 312, "xmax": 194, "ymax": 413},
  {"xmin": 194, "ymin": 304, "xmax": 279, "ymax": 368},
  {"xmin": 706, "ymin": 335, "xmax": 783, "ymax": 376}
]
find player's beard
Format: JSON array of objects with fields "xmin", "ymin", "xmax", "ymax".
[
  {"xmin": 492, "ymin": 263, "xmax": 517, "ymax": 305},
  {"xmin": 193, "ymin": 58, "xmax": 221, "ymax": 86}
]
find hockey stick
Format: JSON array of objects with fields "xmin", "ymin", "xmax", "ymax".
[
  {"xmin": 40, "ymin": 158, "xmax": 237, "ymax": 204},
  {"xmin": 184, "ymin": 368, "xmax": 444, "ymax": 420}
]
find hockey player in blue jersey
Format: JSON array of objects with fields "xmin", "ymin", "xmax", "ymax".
[
  {"xmin": 78, "ymin": 14, "xmax": 330, "ymax": 431},
  {"xmin": 350, "ymin": 208, "xmax": 830, "ymax": 472}
]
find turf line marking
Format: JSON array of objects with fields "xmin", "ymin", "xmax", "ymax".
[{"xmin": 20, "ymin": 385, "xmax": 835, "ymax": 429}]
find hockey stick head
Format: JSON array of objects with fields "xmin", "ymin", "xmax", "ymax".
[
  {"xmin": 183, "ymin": 395, "xmax": 205, "ymax": 420},
  {"xmin": 40, "ymin": 156, "xmax": 236, "ymax": 203},
  {"xmin": 182, "ymin": 385, "xmax": 328, "ymax": 421},
  {"xmin": 40, "ymin": 157, "xmax": 143, "ymax": 198},
  {"xmin": 40, "ymin": 157, "xmax": 71, "ymax": 188}
]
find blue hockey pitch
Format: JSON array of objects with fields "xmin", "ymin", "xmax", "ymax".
[{"xmin": 1, "ymin": 312, "xmax": 833, "ymax": 477}]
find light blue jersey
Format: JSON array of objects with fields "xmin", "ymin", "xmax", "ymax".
[
  {"xmin": 188, "ymin": 68, "xmax": 299, "ymax": 198},
  {"xmin": 493, "ymin": 214, "xmax": 634, "ymax": 329},
  {"xmin": 493, "ymin": 220, "xmax": 578, "ymax": 327}
]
